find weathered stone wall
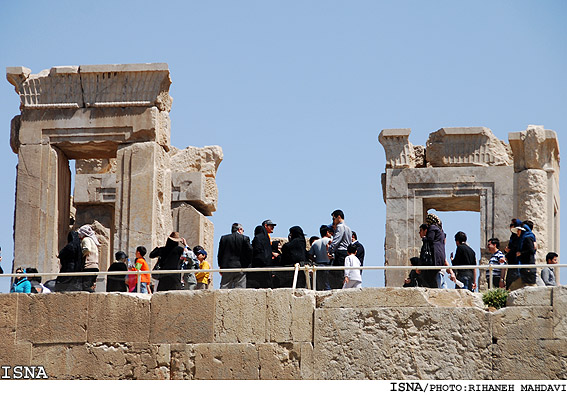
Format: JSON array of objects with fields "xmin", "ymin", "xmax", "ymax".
[{"xmin": 2, "ymin": 287, "xmax": 566, "ymax": 380}]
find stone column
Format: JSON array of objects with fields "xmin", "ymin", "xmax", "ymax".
[
  {"xmin": 13, "ymin": 143, "xmax": 70, "ymax": 274},
  {"xmin": 115, "ymin": 141, "xmax": 172, "ymax": 256},
  {"xmin": 509, "ymin": 125, "xmax": 560, "ymax": 266}
]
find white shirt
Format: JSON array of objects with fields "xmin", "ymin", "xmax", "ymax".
[{"xmin": 344, "ymin": 254, "xmax": 362, "ymax": 282}]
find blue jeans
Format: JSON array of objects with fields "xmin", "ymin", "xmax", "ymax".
[{"xmin": 456, "ymin": 276, "xmax": 474, "ymax": 291}]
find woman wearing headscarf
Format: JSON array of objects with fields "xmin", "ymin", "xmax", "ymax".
[
  {"xmin": 419, "ymin": 213, "xmax": 447, "ymax": 288},
  {"xmin": 510, "ymin": 222, "xmax": 537, "ymax": 291},
  {"xmin": 502, "ymin": 219, "xmax": 522, "ymax": 289},
  {"xmin": 275, "ymin": 226, "xmax": 308, "ymax": 288},
  {"xmin": 248, "ymin": 225, "xmax": 273, "ymax": 289},
  {"xmin": 55, "ymin": 231, "xmax": 83, "ymax": 292},
  {"xmin": 77, "ymin": 224, "xmax": 100, "ymax": 292},
  {"xmin": 150, "ymin": 232, "xmax": 185, "ymax": 291}
]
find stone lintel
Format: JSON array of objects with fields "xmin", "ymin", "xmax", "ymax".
[
  {"xmin": 79, "ymin": 63, "xmax": 169, "ymax": 73},
  {"xmin": 379, "ymin": 128, "xmax": 411, "ymax": 138},
  {"xmin": 437, "ymin": 126, "xmax": 490, "ymax": 135},
  {"xmin": 6, "ymin": 63, "xmax": 172, "ymax": 112}
]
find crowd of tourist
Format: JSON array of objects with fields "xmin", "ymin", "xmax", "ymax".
[
  {"xmin": 404, "ymin": 212, "xmax": 558, "ymax": 291},
  {"xmin": 217, "ymin": 209, "xmax": 363, "ymax": 290},
  {"xmin": 2, "ymin": 209, "xmax": 560, "ymax": 294}
]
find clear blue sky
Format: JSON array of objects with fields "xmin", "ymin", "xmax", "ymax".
[{"xmin": 0, "ymin": 0, "xmax": 565, "ymax": 292}]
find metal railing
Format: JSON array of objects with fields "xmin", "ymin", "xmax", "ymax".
[{"xmin": 0, "ymin": 262, "xmax": 562, "ymax": 292}]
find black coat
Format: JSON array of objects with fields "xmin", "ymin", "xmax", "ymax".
[
  {"xmin": 106, "ymin": 261, "xmax": 128, "ymax": 292},
  {"xmin": 218, "ymin": 231, "xmax": 252, "ymax": 269},
  {"xmin": 248, "ymin": 226, "xmax": 272, "ymax": 288},
  {"xmin": 275, "ymin": 226, "xmax": 308, "ymax": 288},
  {"xmin": 55, "ymin": 231, "xmax": 83, "ymax": 292},
  {"xmin": 150, "ymin": 238, "xmax": 184, "ymax": 291}
]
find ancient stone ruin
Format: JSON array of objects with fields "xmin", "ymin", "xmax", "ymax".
[
  {"xmin": 6, "ymin": 64, "xmax": 222, "ymax": 284},
  {"xmin": 379, "ymin": 126, "xmax": 560, "ymax": 287}
]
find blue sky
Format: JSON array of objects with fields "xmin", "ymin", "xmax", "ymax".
[{"xmin": 0, "ymin": 0, "xmax": 565, "ymax": 291}]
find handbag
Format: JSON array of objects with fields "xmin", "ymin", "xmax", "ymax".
[
  {"xmin": 151, "ymin": 258, "xmax": 162, "ymax": 280},
  {"xmin": 421, "ymin": 241, "xmax": 435, "ymax": 267}
]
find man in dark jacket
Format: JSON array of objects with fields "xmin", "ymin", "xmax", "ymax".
[
  {"xmin": 218, "ymin": 223, "xmax": 253, "ymax": 289},
  {"xmin": 451, "ymin": 231, "xmax": 477, "ymax": 291}
]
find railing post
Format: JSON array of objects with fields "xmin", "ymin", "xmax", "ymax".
[
  {"xmin": 137, "ymin": 271, "xmax": 141, "ymax": 293},
  {"xmin": 312, "ymin": 266, "xmax": 317, "ymax": 291},
  {"xmin": 292, "ymin": 263, "xmax": 299, "ymax": 289},
  {"xmin": 303, "ymin": 264, "xmax": 311, "ymax": 290}
]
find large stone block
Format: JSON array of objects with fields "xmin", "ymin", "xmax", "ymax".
[
  {"xmin": 492, "ymin": 339, "xmax": 567, "ymax": 380},
  {"xmin": 171, "ymin": 203, "xmax": 214, "ymax": 257},
  {"xmin": 491, "ymin": 306, "xmax": 554, "ymax": 341},
  {"xmin": 194, "ymin": 343, "xmax": 259, "ymax": 380},
  {"xmin": 313, "ymin": 307, "xmax": 492, "ymax": 380},
  {"xmin": 87, "ymin": 293, "xmax": 151, "ymax": 343},
  {"xmin": 214, "ymin": 289, "xmax": 267, "ymax": 343},
  {"xmin": 267, "ymin": 289, "xmax": 315, "ymax": 343},
  {"xmin": 506, "ymin": 286, "xmax": 553, "ymax": 306},
  {"xmin": 426, "ymin": 127, "xmax": 512, "ymax": 167},
  {"xmin": 258, "ymin": 343, "xmax": 303, "ymax": 380},
  {"xmin": 317, "ymin": 288, "xmax": 484, "ymax": 309},
  {"xmin": 17, "ymin": 293, "xmax": 89, "ymax": 344},
  {"xmin": 552, "ymin": 286, "xmax": 567, "ymax": 339},
  {"xmin": 30, "ymin": 342, "xmax": 171, "ymax": 380},
  {"xmin": 170, "ymin": 343, "xmax": 196, "ymax": 380},
  {"xmin": 150, "ymin": 291, "xmax": 214, "ymax": 344}
]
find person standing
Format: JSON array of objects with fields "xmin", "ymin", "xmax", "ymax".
[
  {"xmin": 343, "ymin": 244, "xmax": 362, "ymax": 289},
  {"xmin": 509, "ymin": 223, "xmax": 537, "ymax": 291},
  {"xmin": 451, "ymin": 231, "xmax": 477, "ymax": 292},
  {"xmin": 276, "ymin": 225, "xmax": 308, "ymax": 288},
  {"xmin": 486, "ymin": 238, "xmax": 506, "ymax": 288},
  {"xmin": 248, "ymin": 220, "xmax": 278, "ymax": 288},
  {"xmin": 309, "ymin": 225, "xmax": 333, "ymax": 290},
  {"xmin": 351, "ymin": 231, "xmax": 365, "ymax": 267},
  {"xmin": 218, "ymin": 223, "xmax": 253, "ymax": 289},
  {"xmin": 327, "ymin": 210, "xmax": 352, "ymax": 289},
  {"xmin": 55, "ymin": 231, "xmax": 83, "ymax": 292},
  {"xmin": 150, "ymin": 232, "xmax": 185, "ymax": 291},
  {"xmin": 78, "ymin": 224, "xmax": 100, "ymax": 292},
  {"xmin": 194, "ymin": 247, "xmax": 210, "ymax": 290},
  {"xmin": 133, "ymin": 246, "xmax": 151, "ymax": 293},
  {"xmin": 107, "ymin": 251, "xmax": 128, "ymax": 292},
  {"xmin": 541, "ymin": 252, "xmax": 558, "ymax": 286},
  {"xmin": 502, "ymin": 219, "xmax": 522, "ymax": 289}
]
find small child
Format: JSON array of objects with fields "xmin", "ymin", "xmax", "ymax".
[
  {"xmin": 194, "ymin": 248, "xmax": 210, "ymax": 290},
  {"xmin": 343, "ymin": 244, "xmax": 362, "ymax": 289},
  {"xmin": 132, "ymin": 246, "xmax": 151, "ymax": 294}
]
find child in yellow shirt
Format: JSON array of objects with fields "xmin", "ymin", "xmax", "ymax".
[{"xmin": 194, "ymin": 248, "xmax": 210, "ymax": 289}]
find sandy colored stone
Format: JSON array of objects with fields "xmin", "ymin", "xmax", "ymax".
[
  {"xmin": 267, "ymin": 289, "xmax": 315, "ymax": 343},
  {"xmin": 170, "ymin": 343, "xmax": 196, "ymax": 380},
  {"xmin": 492, "ymin": 339, "xmax": 567, "ymax": 380},
  {"xmin": 552, "ymin": 286, "xmax": 567, "ymax": 339},
  {"xmin": 17, "ymin": 293, "xmax": 89, "ymax": 344},
  {"xmin": 150, "ymin": 291, "xmax": 214, "ymax": 344},
  {"xmin": 426, "ymin": 127, "xmax": 512, "ymax": 167},
  {"xmin": 317, "ymin": 287, "xmax": 484, "ymax": 309},
  {"xmin": 314, "ymin": 306, "xmax": 492, "ymax": 380},
  {"xmin": 258, "ymin": 343, "xmax": 302, "ymax": 380},
  {"xmin": 214, "ymin": 289, "xmax": 267, "ymax": 343},
  {"xmin": 31, "ymin": 342, "xmax": 171, "ymax": 380},
  {"xmin": 172, "ymin": 203, "xmax": 214, "ymax": 256},
  {"xmin": 194, "ymin": 343, "xmax": 259, "ymax": 380},
  {"xmin": 506, "ymin": 286, "xmax": 553, "ymax": 306},
  {"xmin": 491, "ymin": 306, "xmax": 554, "ymax": 340},
  {"xmin": 87, "ymin": 293, "xmax": 151, "ymax": 343}
]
